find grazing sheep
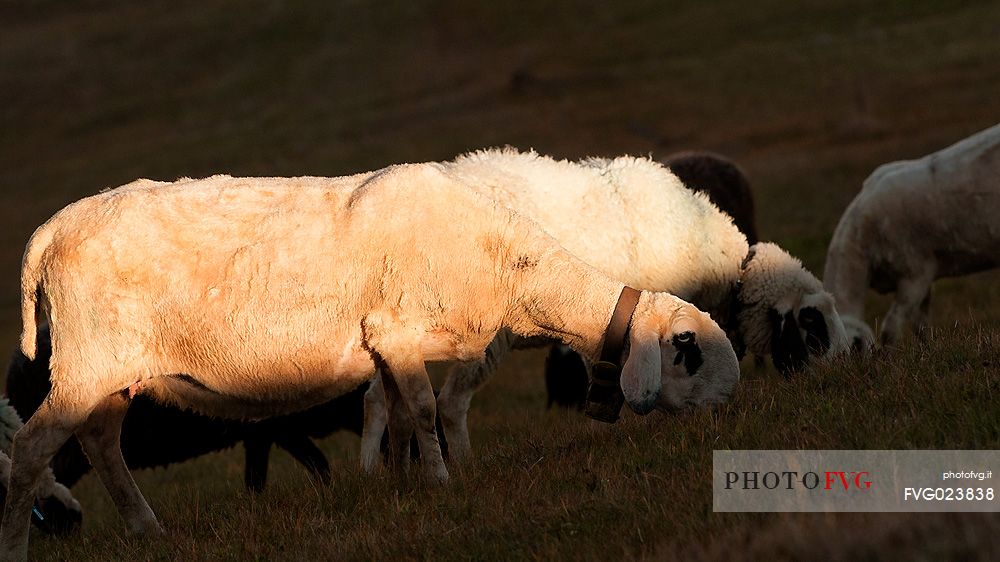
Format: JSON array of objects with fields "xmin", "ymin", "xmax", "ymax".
[
  {"xmin": 7, "ymin": 324, "xmax": 366, "ymax": 493},
  {"xmin": 0, "ymin": 399, "xmax": 81, "ymax": 536},
  {"xmin": 546, "ymin": 150, "xmax": 760, "ymax": 409},
  {"xmin": 409, "ymin": 148, "xmax": 846, "ymax": 463},
  {"xmin": 1, "ymin": 165, "xmax": 739, "ymax": 559},
  {"xmin": 824, "ymin": 122, "xmax": 1000, "ymax": 350}
]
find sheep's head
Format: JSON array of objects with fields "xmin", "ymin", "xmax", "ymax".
[
  {"xmin": 738, "ymin": 243, "xmax": 850, "ymax": 375},
  {"xmin": 621, "ymin": 292, "xmax": 739, "ymax": 414},
  {"xmin": 841, "ymin": 315, "xmax": 876, "ymax": 354}
]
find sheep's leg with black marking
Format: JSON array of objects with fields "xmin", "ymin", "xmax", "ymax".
[
  {"xmin": 360, "ymin": 377, "xmax": 389, "ymax": 473},
  {"xmin": 76, "ymin": 392, "xmax": 162, "ymax": 534},
  {"xmin": 881, "ymin": 268, "xmax": 935, "ymax": 346},
  {"xmin": 1, "ymin": 389, "xmax": 96, "ymax": 561},
  {"xmin": 437, "ymin": 330, "xmax": 515, "ymax": 462},
  {"xmin": 242, "ymin": 434, "xmax": 273, "ymax": 493},
  {"xmin": 273, "ymin": 434, "xmax": 330, "ymax": 487}
]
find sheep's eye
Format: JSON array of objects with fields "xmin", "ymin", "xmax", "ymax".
[
  {"xmin": 672, "ymin": 331, "xmax": 703, "ymax": 375},
  {"xmin": 673, "ymin": 331, "xmax": 695, "ymax": 346}
]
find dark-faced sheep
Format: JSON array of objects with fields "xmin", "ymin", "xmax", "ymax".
[{"xmin": 1, "ymin": 165, "xmax": 739, "ymax": 559}]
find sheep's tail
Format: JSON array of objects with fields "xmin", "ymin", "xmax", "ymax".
[{"xmin": 20, "ymin": 221, "xmax": 56, "ymax": 361}]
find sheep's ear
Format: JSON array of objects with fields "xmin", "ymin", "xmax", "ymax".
[
  {"xmin": 769, "ymin": 309, "xmax": 808, "ymax": 376},
  {"xmin": 620, "ymin": 327, "xmax": 661, "ymax": 415}
]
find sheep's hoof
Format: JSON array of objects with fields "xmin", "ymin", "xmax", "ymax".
[
  {"xmin": 426, "ymin": 465, "xmax": 449, "ymax": 485},
  {"xmin": 128, "ymin": 518, "xmax": 165, "ymax": 536}
]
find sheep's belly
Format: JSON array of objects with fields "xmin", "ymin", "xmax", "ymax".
[{"xmin": 145, "ymin": 363, "xmax": 376, "ymax": 420}]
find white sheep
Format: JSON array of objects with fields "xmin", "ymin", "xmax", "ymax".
[
  {"xmin": 0, "ymin": 399, "xmax": 81, "ymax": 536},
  {"xmin": 824, "ymin": 122, "xmax": 1000, "ymax": 350},
  {"xmin": 1, "ymin": 165, "xmax": 739, "ymax": 559},
  {"xmin": 364, "ymin": 149, "xmax": 847, "ymax": 464}
]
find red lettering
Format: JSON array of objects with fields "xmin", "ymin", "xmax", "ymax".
[
  {"xmin": 855, "ymin": 471, "xmax": 871, "ymax": 489},
  {"xmin": 824, "ymin": 471, "xmax": 866, "ymax": 490},
  {"xmin": 824, "ymin": 471, "xmax": 843, "ymax": 490}
]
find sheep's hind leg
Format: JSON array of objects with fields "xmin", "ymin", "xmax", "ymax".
[
  {"xmin": 437, "ymin": 331, "xmax": 515, "ymax": 463},
  {"xmin": 242, "ymin": 434, "xmax": 273, "ymax": 493},
  {"xmin": 880, "ymin": 269, "xmax": 934, "ymax": 347},
  {"xmin": 380, "ymin": 371, "xmax": 415, "ymax": 473},
  {"xmin": 360, "ymin": 376, "xmax": 389, "ymax": 473},
  {"xmin": 274, "ymin": 434, "xmax": 330, "ymax": 487},
  {"xmin": 363, "ymin": 313, "xmax": 447, "ymax": 483},
  {"xmin": 387, "ymin": 361, "xmax": 448, "ymax": 484},
  {"xmin": 914, "ymin": 287, "xmax": 933, "ymax": 340},
  {"xmin": 1, "ymin": 388, "xmax": 96, "ymax": 561},
  {"xmin": 76, "ymin": 392, "xmax": 162, "ymax": 534}
]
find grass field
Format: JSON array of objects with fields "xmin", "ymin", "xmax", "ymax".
[{"xmin": 3, "ymin": 1, "xmax": 1000, "ymax": 560}]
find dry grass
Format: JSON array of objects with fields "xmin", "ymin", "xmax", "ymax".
[
  {"xmin": 24, "ymin": 331, "xmax": 1000, "ymax": 561},
  {"xmin": 3, "ymin": 0, "xmax": 1000, "ymax": 560}
]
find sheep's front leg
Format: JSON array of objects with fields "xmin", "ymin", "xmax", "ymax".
[
  {"xmin": 881, "ymin": 269, "xmax": 934, "ymax": 347},
  {"xmin": 437, "ymin": 331, "xmax": 514, "ymax": 462},
  {"xmin": 76, "ymin": 392, "xmax": 162, "ymax": 534},
  {"xmin": 1, "ymin": 390, "xmax": 93, "ymax": 561}
]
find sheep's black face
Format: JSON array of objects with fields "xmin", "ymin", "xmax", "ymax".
[
  {"xmin": 768, "ymin": 291, "xmax": 849, "ymax": 376},
  {"xmin": 769, "ymin": 309, "xmax": 809, "ymax": 375}
]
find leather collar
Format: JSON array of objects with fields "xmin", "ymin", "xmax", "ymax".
[
  {"xmin": 599, "ymin": 286, "xmax": 641, "ymax": 364},
  {"xmin": 584, "ymin": 286, "xmax": 641, "ymax": 423}
]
